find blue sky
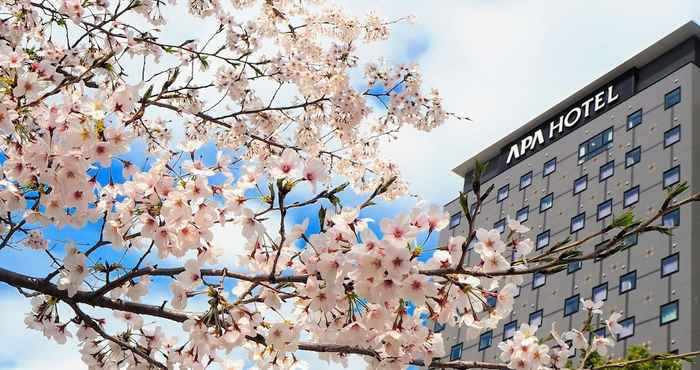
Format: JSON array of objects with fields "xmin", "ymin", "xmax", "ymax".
[{"xmin": 2, "ymin": 1, "xmax": 700, "ymax": 369}]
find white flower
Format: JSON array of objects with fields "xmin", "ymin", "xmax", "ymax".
[
  {"xmin": 590, "ymin": 335, "xmax": 614, "ymax": 356},
  {"xmin": 606, "ymin": 311, "xmax": 624, "ymax": 336},
  {"xmin": 507, "ymin": 216, "xmax": 530, "ymax": 234},
  {"xmin": 582, "ymin": 298, "xmax": 604, "ymax": 315},
  {"xmin": 474, "ymin": 228, "xmax": 506, "ymax": 256}
]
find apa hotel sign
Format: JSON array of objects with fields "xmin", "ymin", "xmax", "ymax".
[{"xmin": 501, "ymin": 72, "xmax": 636, "ymax": 168}]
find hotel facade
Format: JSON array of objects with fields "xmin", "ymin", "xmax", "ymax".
[{"xmin": 435, "ymin": 22, "xmax": 700, "ymax": 368}]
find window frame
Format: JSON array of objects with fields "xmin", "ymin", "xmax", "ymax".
[
  {"xmin": 564, "ymin": 294, "xmax": 580, "ymax": 317},
  {"xmin": 450, "ymin": 342, "xmax": 463, "ymax": 361},
  {"xmin": 497, "ymin": 184, "xmax": 509, "ymax": 203},
  {"xmin": 660, "ymin": 300, "xmax": 679, "ymax": 326},
  {"xmin": 570, "ymin": 212, "xmax": 586, "ymax": 234},
  {"xmin": 532, "ymin": 272, "xmax": 546, "ymax": 289},
  {"xmin": 597, "ymin": 199, "xmax": 613, "ymax": 221},
  {"xmin": 662, "ymin": 209, "xmax": 680, "ymax": 228},
  {"xmin": 516, "ymin": 206, "xmax": 529, "ymax": 223},
  {"xmin": 433, "ymin": 321, "xmax": 446, "ymax": 333},
  {"xmin": 623, "ymin": 233, "xmax": 638, "ymax": 249},
  {"xmin": 520, "ymin": 171, "xmax": 533, "ymax": 190},
  {"xmin": 503, "ymin": 320, "xmax": 518, "ymax": 341},
  {"xmin": 664, "ymin": 125, "xmax": 681, "ymax": 148},
  {"xmin": 529, "ymin": 309, "xmax": 544, "ymax": 328},
  {"xmin": 567, "ymin": 260, "xmax": 582, "ymax": 274},
  {"xmin": 536, "ymin": 230, "xmax": 550, "ymax": 250},
  {"xmin": 663, "ymin": 165, "xmax": 681, "ymax": 188},
  {"xmin": 617, "ymin": 317, "xmax": 636, "ymax": 340},
  {"xmin": 592, "ymin": 282, "xmax": 608, "ymax": 303},
  {"xmin": 578, "ymin": 127, "xmax": 614, "ymax": 163},
  {"xmin": 599, "ymin": 160, "xmax": 615, "ymax": 182},
  {"xmin": 623, "ymin": 185, "xmax": 640, "ymax": 208},
  {"xmin": 625, "ymin": 146, "xmax": 641, "ymax": 168},
  {"xmin": 543, "ymin": 158, "xmax": 557, "ymax": 177},
  {"xmin": 540, "ymin": 193, "xmax": 554, "ymax": 213},
  {"xmin": 626, "ymin": 109, "xmax": 643, "ymax": 130},
  {"xmin": 661, "ymin": 253, "xmax": 679, "ymax": 278},
  {"xmin": 573, "ymin": 175, "xmax": 588, "ymax": 195},
  {"xmin": 449, "ymin": 212, "xmax": 461, "ymax": 229},
  {"xmin": 664, "ymin": 87, "xmax": 681, "ymax": 110},
  {"xmin": 619, "ymin": 270, "xmax": 637, "ymax": 294},
  {"xmin": 494, "ymin": 218, "xmax": 506, "ymax": 234},
  {"xmin": 479, "ymin": 330, "xmax": 493, "ymax": 351}
]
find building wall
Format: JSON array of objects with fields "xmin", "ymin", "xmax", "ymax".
[{"xmin": 436, "ymin": 62, "xmax": 698, "ymax": 367}]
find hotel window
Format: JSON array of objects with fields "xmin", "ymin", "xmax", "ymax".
[
  {"xmin": 497, "ymin": 184, "xmax": 509, "ymax": 203},
  {"xmin": 599, "ymin": 161, "xmax": 615, "ymax": 182},
  {"xmin": 660, "ymin": 301, "xmax": 679, "ymax": 325},
  {"xmin": 494, "ymin": 218, "xmax": 506, "ymax": 234},
  {"xmin": 593, "ymin": 327, "xmax": 607, "ymax": 339},
  {"xmin": 573, "ymin": 175, "xmax": 587, "ymax": 194},
  {"xmin": 664, "ymin": 87, "xmax": 681, "ymax": 110},
  {"xmin": 486, "ymin": 294, "xmax": 497, "ymax": 308},
  {"xmin": 625, "ymin": 146, "xmax": 641, "ymax": 168},
  {"xmin": 540, "ymin": 193, "xmax": 554, "ymax": 212},
  {"xmin": 516, "ymin": 206, "xmax": 529, "ymax": 223},
  {"xmin": 592, "ymin": 283, "xmax": 608, "ymax": 302},
  {"xmin": 433, "ymin": 322, "xmax": 446, "ymax": 333},
  {"xmin": 449, "ymin": 212, "xmax": 461, "ymax": 229},
  {"xmin": 532, "ymin": 272, "xmax": 546, "ymax": 289},
  {"xmin": 663, "ymin": 166, "xmax": 680, "ymax": 188},
  {"xmin": 661, "ymin": 253, "xmax": 679, "ymax": 277},
  {"xmin": 520, "ymin": 171, "xmax": 533, "ymax": 190},
  {"xmin": 623, "ymin": 186, "xmax": 639, "ymax": 208},
  {"xmin": 626, "ymin": 109, "xmax": 643, "ymax": 130},
  {"xmin": 479, "ymin": 330, "xmax": 493, "ymax": 351},
  {"xmin": 568, "ymin": 260, "xmax": 582, "ymax": 274},
  {"xmin": 536, "ymin": 230, "xmax": 550, "ymax": 250},
  {"xmin": 662, "ymin": 209, "xmax": 680, "ymax": 228},
  {"xmin": 593, "ymin": 240, "xmax": 610, "ymax": 262},
  {"xmin": 503, "ymin": 320, "xmax": 517, "ymax": 340},
  {"xmin": 543, "ymin": 158, "xmax": 557, "ymax": 177},
  {"xmin": 450, "ymin": 343, "xmax": 463, "ymax": 361},
  {"xmin": 664, "ymin": 126, "xmax": 681, "ymax": 148},
  {"xmin": 618, "ymin": 317, "xmax": 635, "ymax": 340},
  {"xmin": 623, "ymin": 233, "xmax": 638, "ymax": 249},
  {"xmin": 579, "ymin": 127, "xmax": 613, "ymax": 163},
  {"xmin": 564, "ymin": 294, "xmax": 580, "ymax": 317},
  {"xmin": 597, "ymin": 199, "xmax": 613, "ymax": 221},
  {"xmin": 570, "ymin": 213, "xmax": 585, "ymax": 233},
  {"xmin": 619, "ymin": 270, "xmax": 637, "ymax": 293},
  {"xmin": 529, "ymin": 309, "xmax": 543, "ymax": 328}
]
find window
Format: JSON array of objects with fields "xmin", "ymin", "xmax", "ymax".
[
  {"xmin": 618, "ymin": 317, "xmax": 635, "ymax": 340},
  {"xmin": 619, "ymin": 271, "xmax": 637, "ymax": 293},
  {"xmin": 597, "ymin": 199, "xmax": 613, "ymax": 221},
  {"xmin": 520, "ymin": 171, "xmax": 533, "ymax": 190},
  {"xmin": 660, "ymin": 301, "xmax": 679, "ymax": 325},
  {"xmin": 516, "ymin": 206, "xmax": 529, "ymax": 223},
  {"xmin": 627, "ymin": 109, "xmax": 643, "ymax": 130},
  {"xmin": 529, "ymin": 309, "xmax": 543, "ymax": 328},
  {"xmin": 663, "ymin": 166, "xmax": 680, "ymax": 188},
  {"xmin": 568, "ymin": 260, "xmax": 582, "ymax": 274},
  {"xmin": 449, "ymin": 213, "xmax": 461, "ymax": 229},
  {"xmin": 503, "ymin": 321, "xmax": 517, "ymax": 340},
  {"xmin": 661, "ymin": 253, "xmax": 679, "ymax": 277},
  {"xmin": 599, "ymin": 161, "xmax": 615, "ymax": 182},
  {"xmin": 623, "ymin": 186, "xmax": 639, "ymax": 208},
  {"xmin": 450, "ymin": 343, "xmax": 463, "ymax": 361},
  {"xmin": 662, "ymin": 209, "xmax": 680, "ymax": 228},
  {"xmin": 479, "ymin": 330, "xmax": 493, "ymax": 351},
  {"xmin": 564, "ymin": 294, "xmax": 580, "ymax": 317},
  {"xmin": 536, "ymin": 230, "xmax": 550, "ymax": 250},
  {"xmin": 494, "ymin": 218, "xmax": 506, "ymax": 234},
  {"xmin": 497, "ymin": 184, "xmax": 509, "ymax": 203},
  {"xmin": 543, "ymin": 158, "xmax": 557, "ymax": 177},
  {"xmin": 573, "ymin": 175, "xmax": 587, "ymax": 194},
  {"xmin": 593, "ymin": 240, "xmax": 610, "ymax": 262},
  {"xmin": 514, "ymin": 284, "xmax": 521, "ymax": 298},
  {"xmin": 540, "ymin": 193, "xmax": 554, "ymax": 213},
  {"xmin": 579, "ymin": 127, "xmax": 613, "ymax": 163},
  {"xmin": 625, "ymin": 146, "xmax": 641, "ymax": 168},
  {"xmin": 532, "ymin": 272, "xmax": 546, "ymax": 289},
  {"xmin": 433, "ymin": 322, "xmax": 446, "ymax": 333},
  {"xmin": 570, "ymin": 213, "xmax": 585, "ymax": 233},
  {"xmin": 664, "ymin": 87, "xmax": 681, "ymax": 109},
  {"xmin": 593, "ymin": 327, "xmax": 607, "ymax": 339},
  {"xmin": 592, "ymin": 283, "xmax": 608, "ymax": 302},
  {"xmin": 623, "ymin": 233, "xmax": 638, "ymax": 249},
  {"xmin": 664, "ymin": 126, "xmax": 681, "ymax": 147},
  {"xmin": 486, "ymin": 294, "xmax": 497, "ymax": 308}
]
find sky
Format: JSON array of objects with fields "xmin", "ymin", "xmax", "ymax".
[{"xmin": 2, "ymin": 1, "xmax": 700, "ymax": 369}]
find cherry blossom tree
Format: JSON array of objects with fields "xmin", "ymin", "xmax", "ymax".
[{"xmin": 0, "ymin": 0, "xmax": 698, "ymax": 369}]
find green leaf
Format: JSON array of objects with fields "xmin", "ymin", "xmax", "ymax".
[{"xmin": 611, "ymin": 210, "xmax": 635, "ymax": 229}]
